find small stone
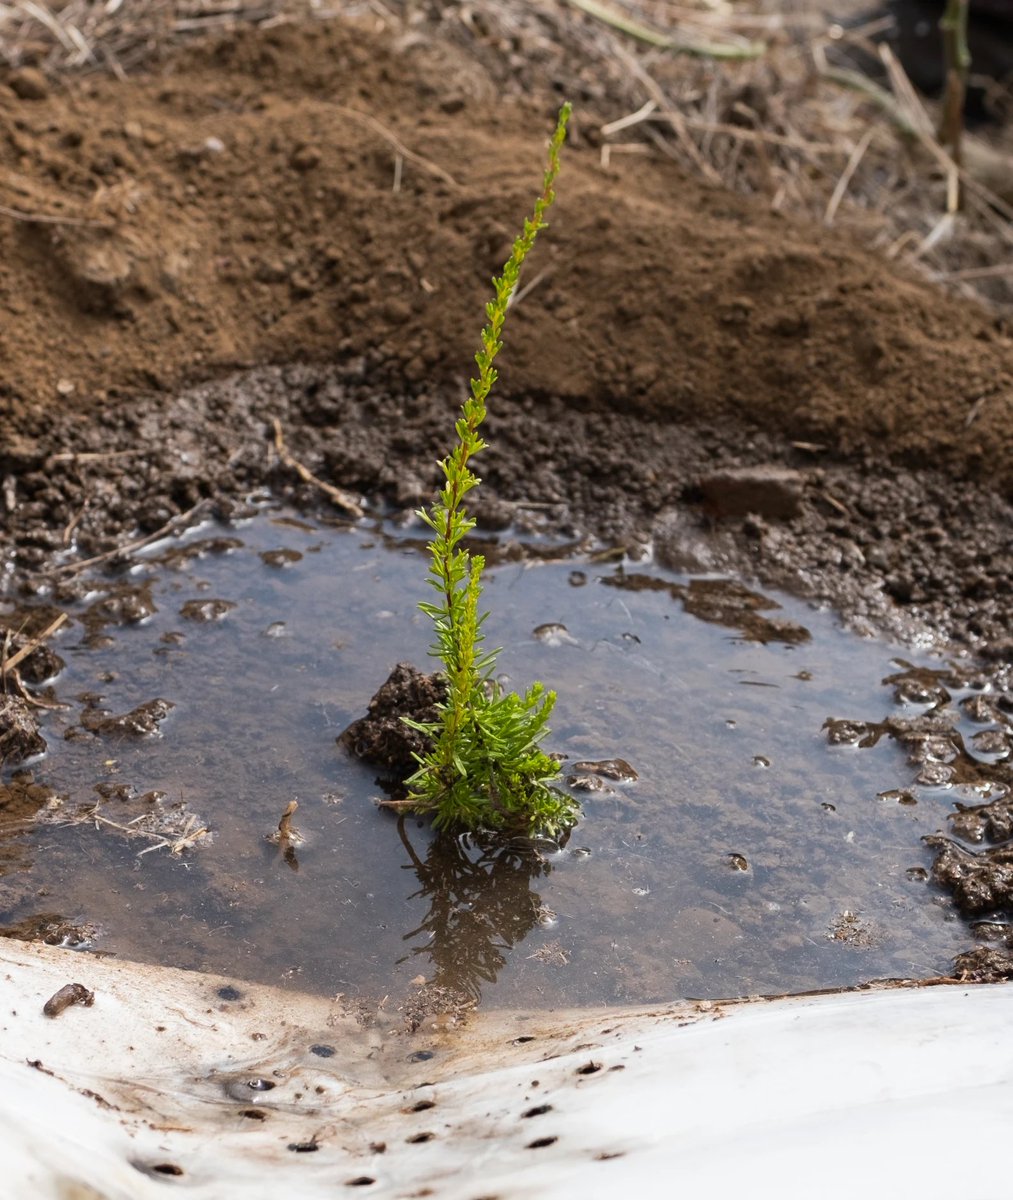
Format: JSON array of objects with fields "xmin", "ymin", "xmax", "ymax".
[
  {"xmin": 56, "ymin": 379, "xmax": 75, "ymax": 396},
  {"xmin": 9, "ymin": 68, "xmax": 49, "ymax": 101},
  {"xmin": 255, "ymin": 259, "xmax": 289, "ymax": 284},
  {"xmin": 178, "ymin": 136, "xmax": 225, "ymax": 162},
  {"xmin": 697, "ymin": 466, "xmax": 804, "ymax": 521},
  {"xmin": 289, "ymin": 144, "xmax": 322, "ymax": 172},
  {"xmin": 83, "ymin": 698, "xmax": 175, "ymax": 738},
  {"xmin": 571, "ymin": 758, "xmax": 639, "ymax": 783}
]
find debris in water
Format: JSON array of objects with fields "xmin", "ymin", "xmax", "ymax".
[
  {"xmin": 571, "ymin": 759, "xmax": 639, "ymax": 783},
  {"xmin": 267, "ymin": 799, "xmax": 303, "ymax": 871},
  {"xmin": 0, "ymin": 695, "xmax": 46, "ymax": 764}
]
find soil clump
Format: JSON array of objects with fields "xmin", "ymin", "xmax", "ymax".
[
  {"xmin": 341, "ymin": 662, "xmax": 447, "ymax": 777},
  {"xmin": 0, "ymin": 697, "xmax": 46, "ymax": 766}
]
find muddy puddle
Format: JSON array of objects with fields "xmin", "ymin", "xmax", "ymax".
[{"xmin": 1, "ymin": 502, "xmax": 1009, "ymax": 1008}]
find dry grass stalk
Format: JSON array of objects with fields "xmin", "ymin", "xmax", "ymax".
[
  {"xmin": 271, "ymin": 417, "xmax": 364, "ymax": 518},
  {"xmin": 568, "ymin": 0, "xmax": 764, "ymax": 59},
  {"xmin": 824, "ymin": 126, "xmax": 875, "ymax": 225},
  {"xmin": 41, "ymin": 499, "xmax": 213, "ymax": 576},
  {"xmin": 61, "ymin": 803, "xmax": 211, "ymax": 856},
  {"xmin": 330, "ymin": 105, "xmax": 459, "ymax": 188},
  {"xmin": 1, "ymin": 612, "xmax": 70, "ymax": 709},
  {"xmin": 0, "ymin": 612, "xmax": 67, "ymax": 676}
]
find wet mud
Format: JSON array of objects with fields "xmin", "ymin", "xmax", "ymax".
[{"xmin": 823, "ymin": 656, "xmax": 1013, "ymax": 979}]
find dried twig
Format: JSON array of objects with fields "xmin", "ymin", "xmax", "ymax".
[
  {"xmin": 825, "ymin": 126, "xmax": 875, "ymax": 225},
  {"xmin": 609, "ymin": 41, "xmax": 723, "ymax": 185},
  {"xmin": 331, "ymin": 104, "xmax": 459, "ymax": 188},
  {"xmin": 933, "ymin": 263, "xmax": 1013, "ymax": 282},
  {"xmin": 75, "ymin": 805, "xmax": 211, "ymax": 856},
  {"xmin": 0, "ymin": 613, "xmax": 68, "ymax": 675},
  {"xmin": 277, "ymin": 799, "xmax": 298, "ymax": 844},
  {"xmin": 267, "ymin": 799, "xmax": 301, "ymax": 871},
  {"xmin": 271, "ymin": 417, "xmax": 364, "ymax": 517},
  {"xmin": 41, "ymin": 500, "xmax": 212, "ymax": 576}
]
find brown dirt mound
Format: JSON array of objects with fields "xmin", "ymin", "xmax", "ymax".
[{"xmin": 1, "ymin": 16, "xmax": 1011, "ymax": 496}]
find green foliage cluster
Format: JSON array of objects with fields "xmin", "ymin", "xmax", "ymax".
[{"xmin": 404, "ymin": 104, "xmax": 579, "ymax": 841}]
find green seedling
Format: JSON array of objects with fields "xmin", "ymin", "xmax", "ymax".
[{"xmin": 404, "ymin": 103, "xmax": 579, "ymax": 841}]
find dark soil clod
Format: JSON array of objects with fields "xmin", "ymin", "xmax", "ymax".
[
  {"xmin": 0, "ymin": 696, "xmax": 46, "ymax": 765},
  {"xmin": 340, "ymin": 662, "xmax": 447, "ymax": 778},
  {"xmin": 925, "ymin": 836, "xmax": 1013, "ymax": 916}
]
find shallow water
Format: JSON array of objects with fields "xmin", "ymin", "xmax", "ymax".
[{"xmin": 0, "ymin": 504, "xmax": 998, "ymax": 1007}]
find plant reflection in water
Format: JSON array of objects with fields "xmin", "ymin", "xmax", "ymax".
[{"xmin": 396, "ymin": 819, "xmax": 553, "ymax": 1003}]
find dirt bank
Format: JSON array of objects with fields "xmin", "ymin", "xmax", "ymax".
[
  {"xmin": 0, "ymin": 11, "xmax": 1010, "ymax": 666},
  {"xmin": 2, "ymin": 16, "xmax": 1012, "ymax": 478}
]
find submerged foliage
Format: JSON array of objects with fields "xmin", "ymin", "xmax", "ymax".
[{"xmin": 405, "ymin": 104, "xmax": 579, "ymax": 840}]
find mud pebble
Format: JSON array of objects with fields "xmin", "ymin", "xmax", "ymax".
[
  {"xmin": 43, "ymin": 982, "xmax": 94, "ymax": 1018},
  {"xmin": 84, "ymin": 698, "xmax": 174, "ymax": 737},
  {"xmin": 566, "ymin": 773, "xmax": 609, "ymax": 793},
  {"xmin": 878, "ymin": 789, "xmax": 917, "ymax": 805},
  {"xmin": 971, "ymin": 729, "xmax": 1010, "ymax": 757},
  {"xmin": 697, "ymin": 466, "xmax": 804, "ymax": 521},
  {"xmin": 180, "ymin": 598, "xmax": 236, "ymax": 621},
  {"xmin": 9, "ymin": 68, "xmax": 48, "ymax": 100},
  {"xmin": 179, "ymin": 136, "xmax": 225, "ymax": 161},
  {"xmin": 948, "ymin": 796, "xmax": 1013, "ymax": 844},
  {"xmin": 916, "ymin": 762, "xmax": 953, "ymax": 787},
  {"xmin": 92, "ymin": 587, "xmax": 157, "ymax": 624},
  {"xmin": 532, "ymin": 623, "xmax": 576, "ymax": 646},
  {"xmin": 255, "ymin": 259, "xmax": 289, "ymax": 284},
  {"xmin": 953, "ymin": 947, "xmax": 1013, "ymax": 982},
  {"xmin": 260, "ymin": 548, "xmax": 303, "ymax": 567},
  {"xmin": 824, "ymin": 719, "xmax": 871, "ymax": 746},
  {"xmin": 289, "ymin": 144, "xmax": 322, "ymax": 171},
  {"xmin": 962, "ymin": 694, "xmax": 1000, "ymax": 723},
  {"xmin": 925, "ymin": 836, "xmax": 1013, "ymax": 915},
  {"xmin": 893, "ymin": 679, "xmax": 947, "ymax": 706},
  {"xmin": 571, "ymin": 758, "xmax": 639, "ymax": 782}
]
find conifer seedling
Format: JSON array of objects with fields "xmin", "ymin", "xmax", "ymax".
[{"xmin": 404, "ymin": 103, "xmax": 579, "ymax": 841}]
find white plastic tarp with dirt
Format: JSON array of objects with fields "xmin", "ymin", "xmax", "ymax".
[{"xmin": 0, "ymin": 940, "xmax": 1006, "ymax": 1199}]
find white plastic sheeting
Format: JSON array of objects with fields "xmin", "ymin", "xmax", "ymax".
[{"xmin": 0, "ymin": 940, "xmax": 1007, "ymax": 1199}]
